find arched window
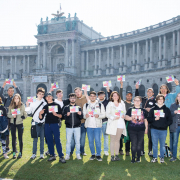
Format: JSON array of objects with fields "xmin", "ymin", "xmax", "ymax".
[
  {"xmin": 113, "ymin": 86, "xmax": 119, "ymax": 93},
  {"xmin": 152, "ymin": 84, "xmax": 158, "ymax": 97},
  {"xmin": 166, "ymin": 83, "xmax": 172, "ymax": 92},
  {"xmin": 139, "ymin": 85, "xmax": 145, "ymax": 97},
  {"xmin": 57, "ymin": 46, "xmax": 64, "ymax": 54},
  {"xmin": 36, "ymin": 83, "xmax": 47, "ymax": 94},
  {"xmin": 126, "ymin": 86, "xmax": 132, "ymax": 94},
  {"xmin": 67, "ymin": 84, "xmax": 72, "ymax": 98}
]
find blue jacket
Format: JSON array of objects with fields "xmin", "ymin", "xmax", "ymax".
[
  {"xmin": 165, "ymin": 85, "xmax": 180, "ymax": 108},
  {"xmin": 0, "ymin": 116, "xmax": 9, "ymax": 140}
]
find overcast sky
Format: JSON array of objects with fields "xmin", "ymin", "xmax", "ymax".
[{"xmin": 0, "ymin": 0, "xmax": 180, "ymax": 46}]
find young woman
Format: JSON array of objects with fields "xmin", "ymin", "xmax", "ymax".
[
  {"xmin": 125, "ymin": 96, "xmax": 148, "ymax": 163},
  {"xmin": 7, "ymin": 94, "xmax": 27, "ymax": 159},
  {"xmin": 169, "ymin": 93, "xmax": 180, "ymax": 161},
  {"xmin": 148, "ymin": 94, "xmax": 172, "ymax": 163},
  {"xmin": 106, "ymin": 91, "xmax": 126, "ymax": 161},
  {"xmin": 0, "ymin": 97, "xmax": 9, "ymax": 159}
]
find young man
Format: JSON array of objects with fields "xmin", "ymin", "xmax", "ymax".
[
  {"xmin": 63, "ymin": 93, "xmax": 83, "ymax": 160},
  {"xmin": 71, "ymin": 87, "xmax": 89, "ymax": 156},
  {"xmin": 97, "ymin": 91, "xmax": 109, "ymax": 156},
  {"xmin": 135, "ymin": 84, "xmax": 156, "ymax": 156},
  {"xmin": 83, "ymin": 91, "xmax": 105, "ymax": 161},
  {"xmin": 26, "ymin": 88, "xmax": 46, "ymax": 159},
  {"xmin": 0, "ymin": 80, "xmax": 22, "ymax": 153},
  {"xmin": 39, "ymin": 93, "xmax": 66, "ymax": 163}
]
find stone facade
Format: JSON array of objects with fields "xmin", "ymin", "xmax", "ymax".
[{"xmin": 0, "ymin": 14, "xmax": 180, "ymax": 102}]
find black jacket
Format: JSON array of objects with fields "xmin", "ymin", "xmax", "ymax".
[
  {"xmin": 63, "ymin": 104, "xmax": 83, "ymax": 128},
  {"xmin": 135, "ymin": 89, "xmax": 156, "ymax": 108},
  {"xmin": 99, "ymin": 98, "xmax": 109, "ymax": 123},
  {"xmin": 147, "ymin": 104, "xmax": 172, "ymax": 130}
]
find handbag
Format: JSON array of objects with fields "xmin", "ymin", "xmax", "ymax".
[{"xmin": 30, "ymin": 102, "xmax": 44, "ymax": 138}]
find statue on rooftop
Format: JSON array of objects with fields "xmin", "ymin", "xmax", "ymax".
[
  {"xmin": 68, "ymin": 13, "xmax": 70, "ymax": 18},
  {"xmin": 46, "ymin": 17, "xmax": 48, "ymax": 21}
]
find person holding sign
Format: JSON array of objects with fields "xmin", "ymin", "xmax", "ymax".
[
  {"xmin": 125, "ymin": 96, "xmax": 148, "ymax": 163},
  {"xmin": 106, "ymin": 91, "xmax": 126, "ymax": 161},
  {"xmin": 147, "ymin": 94, "xmax": 172, "ymax": 163},
  {"xmin": 83, "ymin": 91, "xmax": 105, "ymax": 161},
  {"xmin": 39, "ymin": 93, "xmax": 66, "ymax": 163},
  {"xmin": 0, "ymin": 80, "xmax": 22, "ymax": 153},
  {"xmin": 169, "ymin": 93, "xmax": 180, "ymax": 162},
  {"xmin": 63, "ymin": 93, "xmax": 83, "ymax": 160},
  {"xmin": 26, "ymin": 88, "xmax": 46, "ymax": 160},
  {"xmin": 7, "ymin": 94, "xmax": 27, "ymax": 159}
]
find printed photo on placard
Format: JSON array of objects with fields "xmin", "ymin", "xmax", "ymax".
[
  {"xmin": 136, "ymin": 79, "xmax": 142, "ymax": 85},
  {"xmin": 154, "ymin": 110, "xmax": 164, "ymax": 117},
  {"xmin": 0, "ymin": 110, "xmax": 2, "ymax": 116},
  {"xmin": 48, "ymin": 106, "xmax": 58, "ymax": 113},
  {"xmin": 82, "ymin": 84, "xmax": 90, "ymax": 91},
  {"xmin": 6, "ymin": 79, "xmax": 14, "ymax": 85},
  {"xmin": 51, "ymin": 82, "xmax": 59, "ymax": 89},
  {"xmin": 103, "ymin": 81, "xmax": 112, "ymax": 87},
  {"xmin": 70, "ymin": 106, "xmax": 79, "ymax": 113},
  {"xmin": 115, "ymin": 110, "xmax": 124, "ymax": 117},
  {"xmin": 177, "ymin": 108, "xmax": 180, "ymax": 114},
  {"xmin": 27, "ymin": 96, "xmax": 36, "ymax": 103},
  {"xmin": 166, "ymin": 75, "xmax": 175, "ymax": 83},
  {"xmin": 11, "ymin": 108, "xmax": 21, "ymax": 115},
  {"xmin": 88, "ymin": 109, "xmax": 94, "ymax": 116},
  {"xmin": 132, "ymin": 109, "xmax": 141, "ymax": 116},
  {"xmin": 117, "ymin": 75, "xmax": 125, "ymax": 82}
]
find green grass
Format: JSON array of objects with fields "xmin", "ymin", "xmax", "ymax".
[{"xmin": 0, "ymin": 117, "xmax": 180, "ymax": 180}]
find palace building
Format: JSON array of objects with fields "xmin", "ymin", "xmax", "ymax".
[{"xmin": 0, "ymin": 12, "xmax": 180, "ymax": 101}]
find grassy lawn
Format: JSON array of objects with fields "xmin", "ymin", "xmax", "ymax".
[{"xmin": 0, "ymin": 117, "xmax": 180, "ymax": 180}]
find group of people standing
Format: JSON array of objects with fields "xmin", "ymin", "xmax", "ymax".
[{"xmin": 0, "ymin": 78, "xmax": 180, "ymax": 164}]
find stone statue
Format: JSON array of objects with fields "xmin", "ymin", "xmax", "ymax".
[
  {"xmin": 46, "ymin": 17, "xmax": 48, "ymax": 21},
  {"xmin": 74, "ymin": 13, "xmax": 77, "ymax": 18},
  {"xmin": 43, "ymin": 25, "xmax": 48, "ymax": 34},
  {"xmin": 37, "ymin": 25, "xmax": 42, "ymax": 34},
  {"xmin": 40, "ymin": 18, "xmax": 43, "ymax": 23},
  {"xmin": 72, "ymin": 20, "xmax": 77, "ymax": 30},
  {"xmin": 68, "ymin": 13, "xmax": 70, "ymax": 18},
  {"xmin": 66, "ymin": 21, "xmax": 70, "ymax": 31}
]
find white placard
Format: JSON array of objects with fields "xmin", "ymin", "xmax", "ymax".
[{"xmin": 32, "ymin": 76, "xmax": 47, "ymax": 83}]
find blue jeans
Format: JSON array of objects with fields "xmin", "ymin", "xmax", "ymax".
[
  {"xmin": 33, "ymin": 123, "xmax": 44, "ymax": 155},
  {"xmin": 71, "ymin": 123, "xmax": 87, "ymax": 154},
  {"xmin": 87, "ymin": 128, "xmax": 101, "ymax": 156},
  {"xmin": 151, "ymin": 128, "xmax": 167, "ymax": 158},
  {"xmin": 66, "ymin": 127, "xmax": 81, "ymax": 156},
  {"xmin": 101, "ymin": 123, "xmax": 109, "ymax": 152},
  {"xmin": 45, "ymin": 123, "xmax": 64, "ymax": 158}
]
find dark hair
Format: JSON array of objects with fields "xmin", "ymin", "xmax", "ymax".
[
  {"xmin": 56, "ymin": 89, "xmax": 63, "ymax": 95},
  {"xmin": 69, "ymin": 93, "xmax": 76, "ymax": 98},
  {"xmin": 37, "ymin": 87, "xmax": 45, "ymax": 94},
  {"xmin": 90, "ymin": 91, "xmax": 97, "ymax": 96},
  {"xmin": 159, "ymin": 84, "xmax": 170, "ymax": 94},
  {"xmin": 175, "ymin": 93, "xmax": 180, "ymax": 104},
  {"xmin": 109, "ymin": 91, "xmax": 121, "ymax": 103},
  {"xmin": 97, "ymin": 91, "xmax": 105, "ymax": 96},
  {"xmin": 8, "ymin": 87, "xmax": 14, "ymax": 91},
  {"xmin": 74, "ymin": 87, "xmax": 82, "ymax": 92},
  {"xmin": 133, "ymin": 96, "xmax": 142, "ymax": 102},
  {"xmin": 156, "ymin": 94, "xmax": 165, "ymax": 102}
]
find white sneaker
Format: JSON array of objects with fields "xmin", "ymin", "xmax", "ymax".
[
  {"xmin": 65, "ymin": 154, "xmax": 70, "ymax": 160},
  {"xmin": 76, "ymin": 154, "xmax": 82, "ymax": 160},
  {"xmin": 4, "ymin": 154, "xmax": 9, "ymax": 159},
  {"xmin": 30, "ymin": 154, "xmax": 36, "ymax": 159},
  {"xmin": 104, "ymin": 151, "xmax": 109, "ymax": 156},
  {"xmin": 40, "ymin": 154, "xmax": 44, "ymax": 159}
]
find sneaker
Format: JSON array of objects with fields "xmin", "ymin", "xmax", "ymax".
[
  {"xmin": 3, "ymin": 154, "xmax": 9, "ymax": 159},
  {"xmin": 81, "ymin": 152, "xmax": 87, "ymax": 156},
  {"xmin": 48, "ymin": 156, "xmax": 56, "ymax": 161},
  {"xmin": 89, "ymin": 155, "xmax": 96, "ymax": 160},
  {"xmin": 136, "ymin": 157, "xmax": 140, "ymax": 163},
  {"xmin": 45, "ymin": 151, "xmax": 50, "ymax": 156},
  {"xmin": 59, "ymin": 157, "xmax": 66, "ymax": 163},
  {"xmin": 151, "ymin": 158, "xmax": 158, "ymax": 163},
  {"xmin": 170, "ymin": 157, "xmax": 177, "ymax": 162},
  {"xmin": 65, "ymin": 154, "xmax": 70, "ymax": 160},
  {"xmin": 104, "ymin": 151, "xmax": 109, "ymax": 156},
  {"xmin": 148, "ymin": 151, "xmax": 153, "ymax": 157},
  {"xmin": 30, "ymin": 154, "xmax": 36, "ymax": 160},
  {"xmin": 6, "ymin": 148, "xmax": 11, "ymax": 154},
  {"xmin": 17, "ymin": 153, "xmax": 22, "ymax": 159},
  {"xmin": 114, "ymin": 155, "xmax": 120, "ymax": 161},
  {"xmin": 126, "ymin": 151, "xmax": 130, "ymax": 156},
  {"xmin": 96, "ymin": 156, "xmax": 102, "ymax": 161},
  {"xmin": 40, "ymin": 154, "xmax": 44, "ymax": 159},
  {"xmin": 76, "ymin": 154, "xmax": 82, "ymax": 160},
  {"xmin": 160, "ymin": 157, "xmax": 164, "ymax": 163},
  {"xmin": 13, "ymin": 152, "xmax": 16, "ymax": 159},
  {"xmin": 111, "ymin": 155, "xmax": 115, "ymax": 161},
  {"xmin": 141, "ymin": 151, "xmax": 145, "ymax": 156},
  {"xmin": 131, "ymin": 157, "xmax": 135, "ymax": 163},
  {"xmin": 119, "ymin": 150, "xmax": 124, "ymax": 155}
]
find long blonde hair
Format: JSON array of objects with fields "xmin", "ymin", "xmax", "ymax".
[{"xmin": 9, "ymin": 94, "xmax": 22, "ymax": 109}]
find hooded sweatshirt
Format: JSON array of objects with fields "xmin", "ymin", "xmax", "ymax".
[{"xmin": 147, "ymin": 104, "xmax": 172, "ymax": 130}]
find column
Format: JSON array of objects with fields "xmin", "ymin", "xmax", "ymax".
[
  {"xmin": 172, "ymin": 31, "xmax": 176, "ymax": 57},
  {"xmin": 94, "ymin": 49, "xmax": 97, "ymax": 75},
  {"xmin": 27, "ymin": 55, "xmax": 30, "ymax": 74},
  {"xmin": 149, "ymin": 38, "xmax": 153, "ymax": 68},
  {"xmin": 119, "ymin": 45, "xmax": 122, "ymax": 66},
  {"xmin": 136, "ymin": 42, "xmax": 140, "ymax": 71},
  {"xmin": 1, "ymin": 56, "xmax": 4, "ymax": 79},
  {"xmin": 176, "ymin": 30, "xmax": 180, "ymax": 65},
  {"xmin": 23, "ymin": 56, "xmax": 26, "ymax": 73},
  {"xmin": 37, "ymin": 43, "xmax": 40, "ymax": 69},
  {"xmin": 122, "ymin": 44, "xmax": 127, "ymax": 73},
  {"xmin": 43, "ymin": 42, "xmax": 46, "ymax": 70},
  {"xmin": 14, "ymin": 56, "xmax": 17, "ymax": 79},
  {"xmin": 158, "ymin": 36, "xmax": 162, "ymax": 68},
  {"xmin": 145, "ymin": 40, "xmax": 148, "ymax": 70},
  {"xmin": 72, "ymin": 39, "xmax": 75, "ymax": 66},
  {"xmin": 110, "ymin": 47, "xmax": 114, "ymax": 74},
  {"xmin": 98, "ymin": 49, "xmax": 102, "ymax": 75},
  {"xmin": 162, "ymin": 34, "xmax": 167, "ymax": 67},
  {"xmin": 106, "ymin": 47, "xmax": 109, "ymax": 74},
  {"xmin": 81, "ymin": 51, "xmax": 85, "ymax": 76},
  {"xmin": 10, "ymin": 56, "xmax": 13, "ymax": 78},
  {"xmin": 48, "ymin": 55, "xmax": 52, "ymax": 72},
  {"xmin": 132, "ymin": 42, "xmax": 135, "ymax": 72},
  {"xmin": 65, "ymin": 40, "xmax": 68, "ymax": 67},
  {"xmin": 86, "ymin": 51, "xmax": 88, "ymax": 76}
]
